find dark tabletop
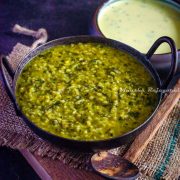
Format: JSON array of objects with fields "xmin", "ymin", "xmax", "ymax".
[
  {"xmin": 0, "ymin": 0, "xmax": 102, "ymax": 179},
  {"xmin": 0, "ymin": 0, "xmax": 103, "ymax": 55}
]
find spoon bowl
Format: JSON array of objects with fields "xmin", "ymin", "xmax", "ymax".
[{"xmin": 91, "ymin": 151, "xmax": 139, "ymax": 180}]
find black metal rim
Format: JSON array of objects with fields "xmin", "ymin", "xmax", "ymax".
[{"xmin": 10, "ymin": 35, "xmax": 163, "ymax": 148}]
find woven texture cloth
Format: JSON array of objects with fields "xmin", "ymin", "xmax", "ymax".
[{"xmin": 0, "ymin": 43, "xmax": 179, "ymax": 179}]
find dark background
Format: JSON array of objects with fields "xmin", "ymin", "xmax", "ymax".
[{"xmin": 0, "ymin": 0, "xmax": 102, "ymax": 179}]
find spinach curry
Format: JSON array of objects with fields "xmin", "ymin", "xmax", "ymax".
[{"xmin": 16, "ymin": 43, "xmax": 157, "ymax": 141}]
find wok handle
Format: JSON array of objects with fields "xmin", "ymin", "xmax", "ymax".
[
  {"xmin": 0, "ymin": 56, "xmax": 20, "ymax": 114},
  {"xmin": 145, "ymin": 36, "xmax": 178, "ymax": 89}
]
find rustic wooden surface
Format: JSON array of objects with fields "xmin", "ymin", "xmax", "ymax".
[{"xmin": 20, "ymin": 150, "xmax": 103, "ymax": 180}]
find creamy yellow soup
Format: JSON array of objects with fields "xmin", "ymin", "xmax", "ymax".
[{"xmin": 98, "ymin": 0, "xmax": 180, "ymax": 54}]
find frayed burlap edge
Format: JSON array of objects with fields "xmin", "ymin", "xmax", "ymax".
[{"xmin": 136, "ymin": 102, "xmax": 180, "ymax": 180}]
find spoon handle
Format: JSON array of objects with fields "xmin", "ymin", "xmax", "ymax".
[{"xmin": 123, "ymin": 79, "xmax": 180, "ymax": 162}]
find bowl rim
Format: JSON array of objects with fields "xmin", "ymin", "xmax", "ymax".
[{"xmin": 92, "ymin": 0, "xmax": 180, "ymax": 55}]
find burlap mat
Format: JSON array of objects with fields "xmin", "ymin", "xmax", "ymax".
[{"xmin": 0, "ymin": 42, "xmax": 179, "ymax": 179}]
